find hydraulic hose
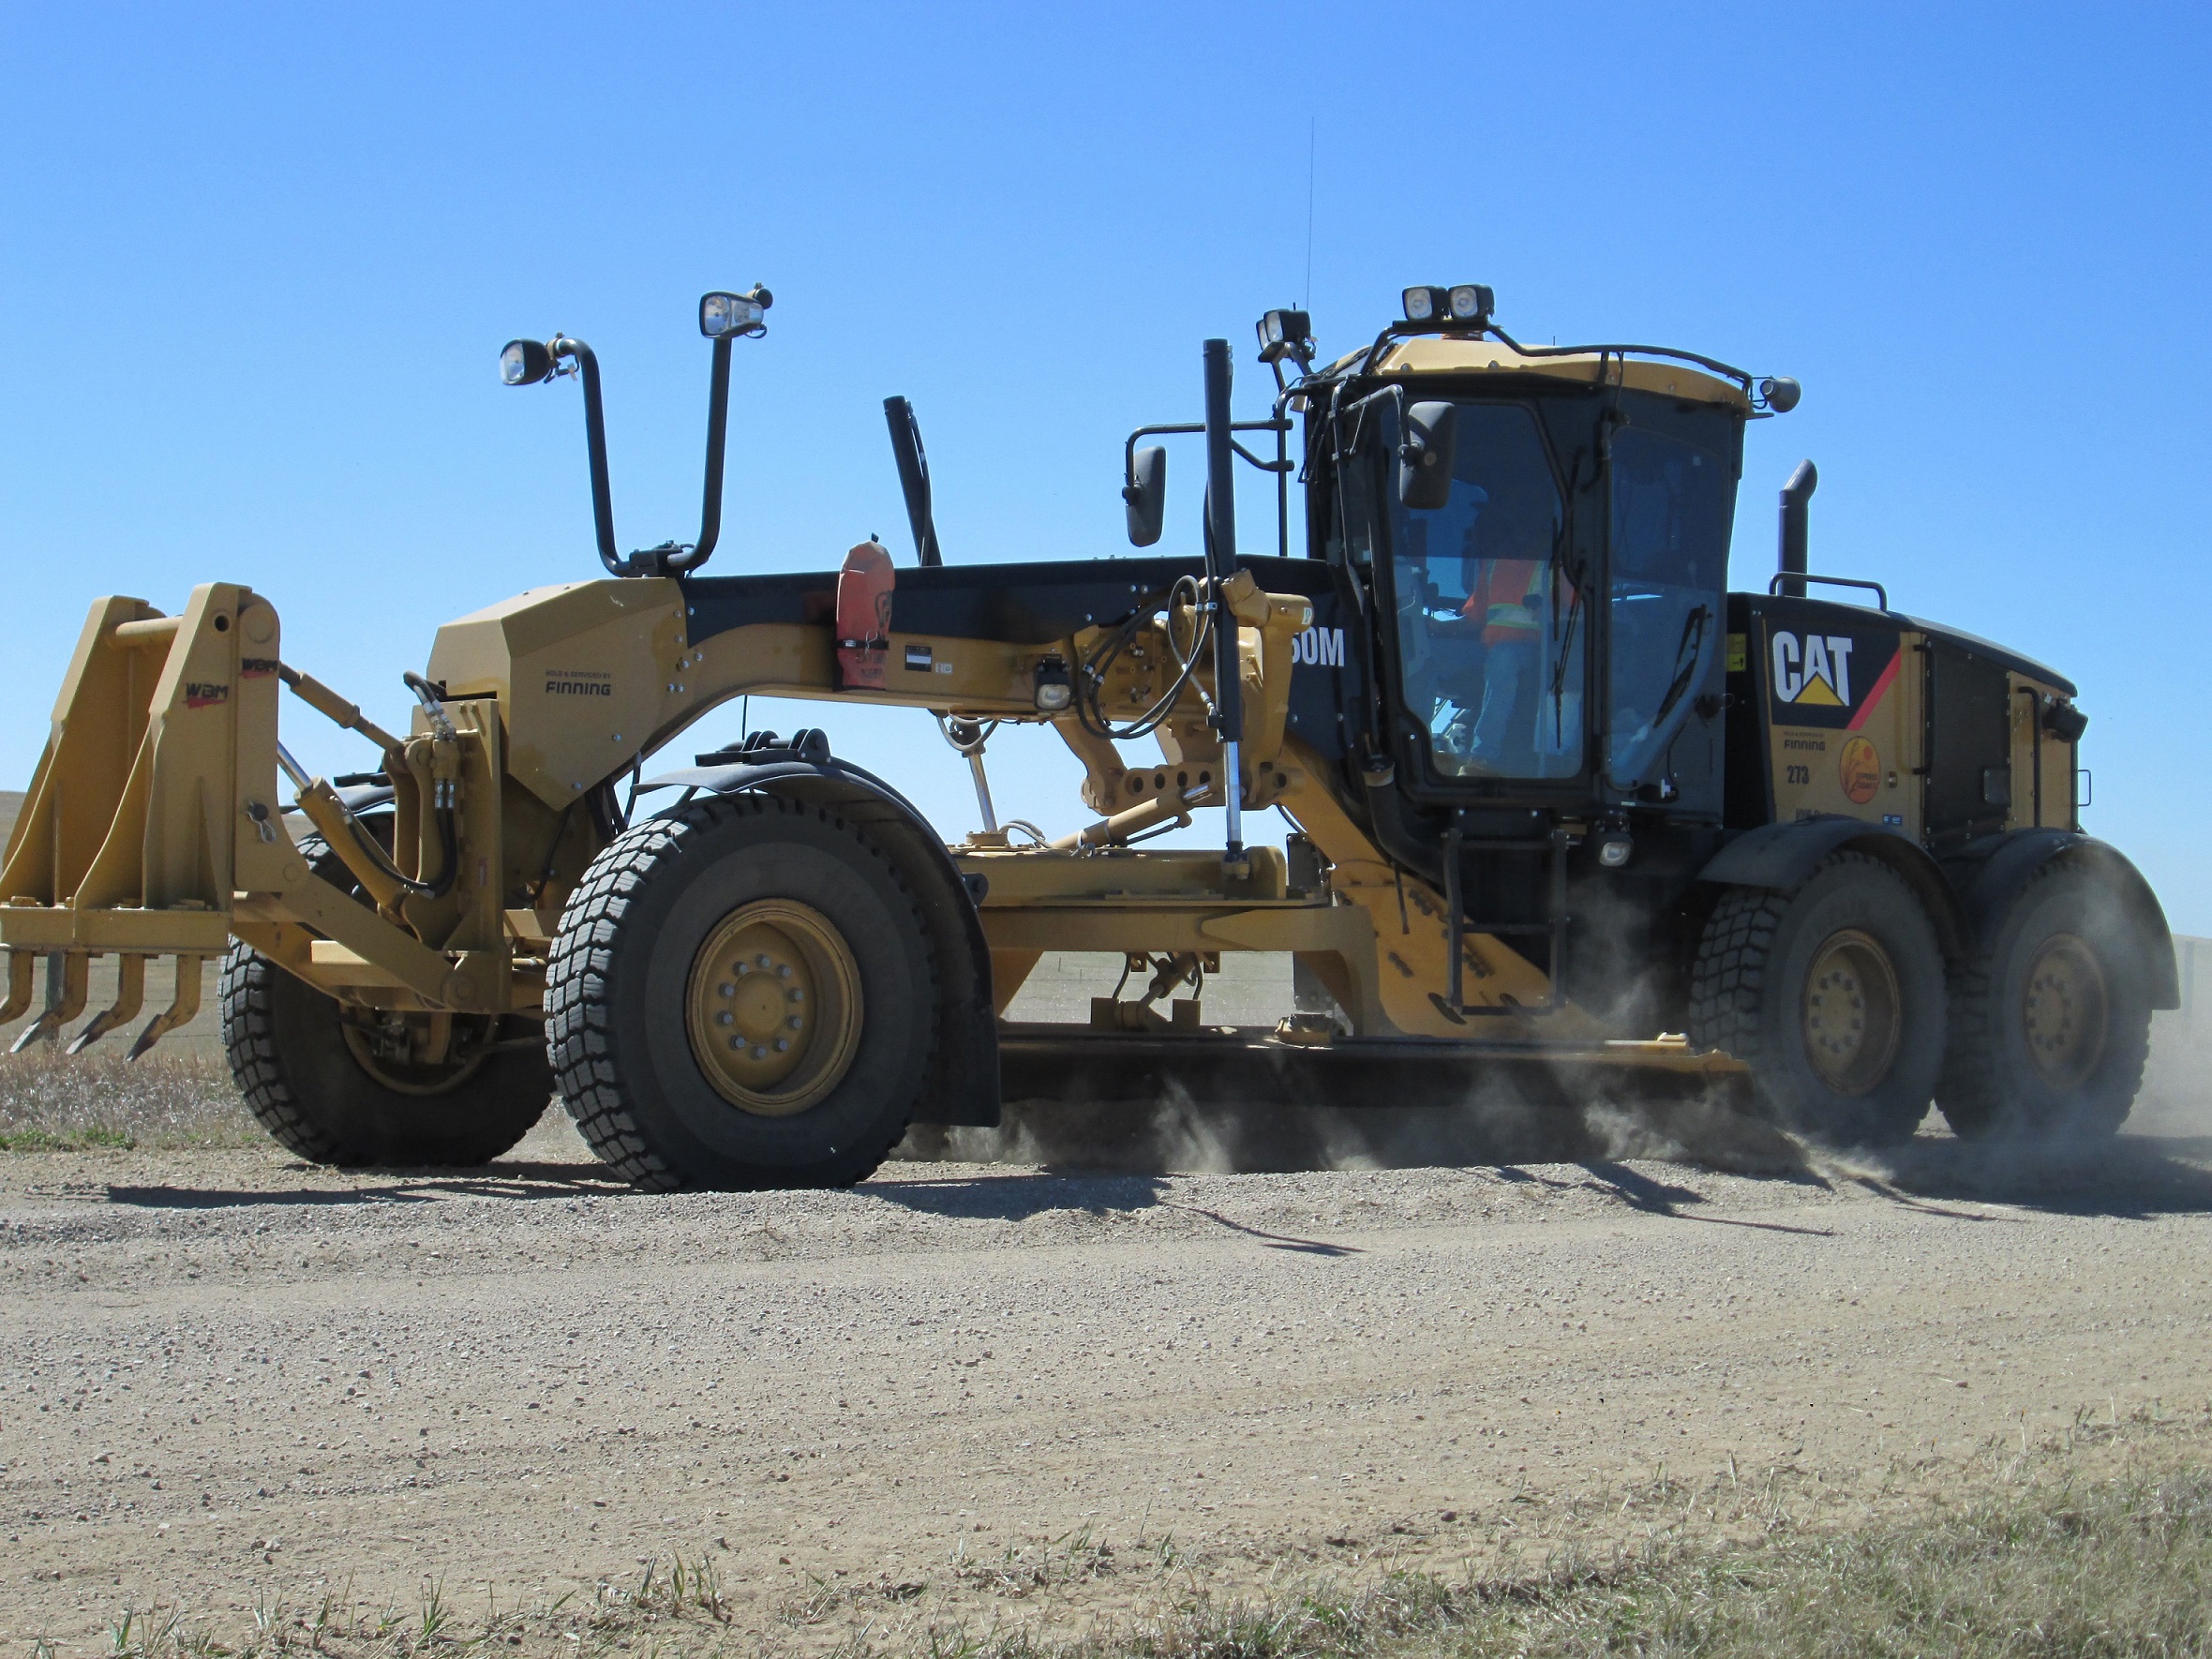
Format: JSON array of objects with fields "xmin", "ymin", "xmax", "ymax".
[{"xmin": 1074, "ymin": 574, "xmax": 1215, "ymax": 742}]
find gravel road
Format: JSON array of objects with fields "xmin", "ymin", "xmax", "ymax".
[{"xmin": 4, "ymin": 1106, "xmax": 2211, "ymax": 1648}]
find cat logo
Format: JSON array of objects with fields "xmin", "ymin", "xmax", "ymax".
[
  {"xmin": 1293, "ymin": 627, "xmax": 1344, "ymax": 668},
  {"xmin": 1771, "ymin": 633, "xmax": 1856, "ymax": 708}
]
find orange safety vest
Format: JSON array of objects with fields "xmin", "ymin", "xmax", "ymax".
[{"xmin": 1462, "ymin": 560, "xmax": 1543, "ymax": 646}]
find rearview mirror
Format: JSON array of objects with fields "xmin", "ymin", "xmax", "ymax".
[
  {"xmin": 1397, "ymin": 401, "xmax": 1457, "ymax": 510},
  {"xmin": 1124, "ymin": 445, "xmax": 1167, "ymax": 546}
]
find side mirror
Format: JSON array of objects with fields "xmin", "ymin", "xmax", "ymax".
[
  {"xmin": 1397, "ymin": 401, "xmax": 1457, "ymax": 510},
  {"xmin": 1124, "ymin": 445, "xmax": 1167, "ymax": 546}
]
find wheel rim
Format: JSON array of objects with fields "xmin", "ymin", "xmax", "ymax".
[
  {"xmin": 2022, "ymin": 933, "xmax": 2108, "ymax": 1090},
  {"xmin": 1801, "ymin": 928, "xmax": 1903, "ymax": 1096},
  {"xmin": 685, "ymin": 899, "xmax": 863, "ymax": 1116}
]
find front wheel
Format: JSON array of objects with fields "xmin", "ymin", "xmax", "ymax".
[
  {"xmin": 544, "ymin": 794, "xmax": 939, "ymax": 1190},
  {"xmin": 1689, "ymin": 853, "xmax": 1947, "ymax": 1147},
  {"xmin": 1936, "ymin": 860, "xmax": 2152, "ymax": 1139},
  {"xmin": 218, "ymin": 832, "xmax": 552, "ymax": 1168}
]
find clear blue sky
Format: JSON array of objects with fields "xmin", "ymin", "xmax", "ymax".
[{"xmin": 3, "ymin": 5, "xmax": 2206, "ymax": 925}]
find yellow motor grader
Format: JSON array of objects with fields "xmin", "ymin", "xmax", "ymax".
[{"xmin": 0, "ymin": 283, "xmax": 2175, "ymax": 1187}]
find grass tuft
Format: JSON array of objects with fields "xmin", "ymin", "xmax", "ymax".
[
  {"xmin": 43, "ymin": 1449, "xmax": 2212, "ymax": 1659},
  {"xmin": 0, "ymin": 1046, "xmax": 259, "ymax": 1152}
]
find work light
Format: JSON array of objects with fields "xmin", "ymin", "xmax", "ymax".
[
  {"xmin": 499, "ymin": 338, "xmax": 555, "ymax": 386},
  {"xmin": 699, "ymin": 289, "xmax": 772, "ymax": 339},
  {"xmin": 1401, "ymin": 286, "xmax": 1442, "ymax": 323},
  {"xmin": 1255, "ymin": 307, "xmax": 1313, "ymax": 365},
  {"xmin": 1446, "ymin": 283, "xmax": 1493, "ymax": 323},
  {"xmin": 1032, "ymin": 655, "xmax": 1073, "ymax": 713}
]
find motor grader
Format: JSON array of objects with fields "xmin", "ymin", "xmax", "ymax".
[{"xmin": 0, "ymin": 282, "xmax": 2175, "ymax": 1187}]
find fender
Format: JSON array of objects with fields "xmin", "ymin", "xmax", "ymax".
[
  {"xmin": 635, "ymin": 746, "xmax": 1001, "ymax": 1127},
  {"xmin": 1941, "ymin": 829, "xmax": 2179, "ymax": 1009},
  {"xmin": 1696, "ymin": 816, "xmax": 1966, "ymax": 959}
]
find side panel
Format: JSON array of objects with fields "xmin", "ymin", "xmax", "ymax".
[
  {"xmin": 2005, "ymin": 672, "xmax": 2080, "ymax": 832},
  {"xmin": 1924, "ymin": 636, "xmax": 2012, "ymax": 848},
  {"xmin": 1746, "ymin": 599, "xmax": 1921, "ymax": 835}
]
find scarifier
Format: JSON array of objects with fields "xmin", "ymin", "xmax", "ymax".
[{"xmin": 1, "ymin": 283, "xmax": 2174, "ymax": 1185}]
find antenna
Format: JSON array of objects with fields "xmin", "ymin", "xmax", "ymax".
[{"xmin": 1304, "ymin": 117, "xmax": 1316, "ymax": 310}]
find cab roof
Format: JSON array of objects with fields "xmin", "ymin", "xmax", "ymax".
[{"xmin": 1323, "ymin": 333, "xmax": 1753, "ymax": 413}]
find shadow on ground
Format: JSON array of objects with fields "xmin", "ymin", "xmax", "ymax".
[{"xmin": 1845, "ymin": 1133, "xmax": 2212, "ymax": 1220}]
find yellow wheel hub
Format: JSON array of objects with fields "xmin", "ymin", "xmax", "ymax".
[
  {"xmin": 684, "ymin": 900, "xmax": 863, "ymax": 1116},
  {"xmin": 1801, "ymin": 928, "xmax": 1903, "ymax": 1097},
  {"xmin": 2022, "ymin": 934, "xmax": 2107, "ymax": 1090}
]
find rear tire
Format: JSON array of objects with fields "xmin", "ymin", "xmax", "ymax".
[
  {"xmin": 218, "ymin": 830, "xmax": 552, "ymax": 1168},
  {"xmin": 1936, "ymin": 860, "xmax": 2151, "ymax": 1139},
  {"xmin": 1689, "ymin": 853, "xmax": 1946, "ymax": 1147},
  {"xmin": 545, "ymin": 794, "xmax": 938, "ymax": 1191}
]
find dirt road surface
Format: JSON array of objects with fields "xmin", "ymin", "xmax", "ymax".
[{"xmin": 3, "ymin": 1109, "xmax": 2211, "ymax": 1648}]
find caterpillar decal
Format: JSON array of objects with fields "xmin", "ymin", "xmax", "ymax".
[{"xmin": 1765, "ymin": 627, "xmax": 1901, "ymax": 731}]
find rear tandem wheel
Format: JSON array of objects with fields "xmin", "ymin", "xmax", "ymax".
[
  {"xmin": 1935, "ymin": 859, "xmax": 2153, "ymax": 1139},
  {"xmin": 1688, "ymin": 852, "xmax": 1948, "ymax": 1147}
]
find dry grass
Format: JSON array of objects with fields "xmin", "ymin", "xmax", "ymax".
[
  {"xmin": 0, "ymin": 1046, "xmax": 259, "ymax": 1151},
  {"xmin": 42, "ymin": 1424, "xmax": 2212, "ymax": 1659}
]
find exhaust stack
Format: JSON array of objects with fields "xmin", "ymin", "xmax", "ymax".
[{"xmin": 1778, "ymin": 459, "xmax": 1817, "ymax": 599}]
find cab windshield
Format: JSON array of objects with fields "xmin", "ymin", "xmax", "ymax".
[{"xmin": 1387, "ymin": 403, "xmax": 1582, "ymax": 781}]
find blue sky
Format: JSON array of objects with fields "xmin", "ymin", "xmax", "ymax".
[{"xmin": 3, "ymin": 4, "xmax": 2206, "ymax": 925}]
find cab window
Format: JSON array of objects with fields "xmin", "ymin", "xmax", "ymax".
[
  {"xmin": 1607, "ymin": 427, "xmax": 1731, "ymax": 784},
  {"xmin": 1389, "ymin": 403, "xmax": 1581, "ymax": 781}
]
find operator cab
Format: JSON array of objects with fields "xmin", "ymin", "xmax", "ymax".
[{"xmin": 1299, "ymin": 307, "xmax": 1765, "ymax": 834}]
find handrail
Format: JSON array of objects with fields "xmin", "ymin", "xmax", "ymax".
[{"xmin": 1767, "ymin": 572, "xmax": 1891, "ymax": 610}]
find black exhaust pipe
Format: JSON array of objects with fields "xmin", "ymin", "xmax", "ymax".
[{"xmin": 1778, "ymin": 458, "xmax": 1817, "ymax": 599}]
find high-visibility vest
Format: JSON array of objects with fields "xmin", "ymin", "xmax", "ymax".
[{"xmin": 1462, "ymin": 560, "xmax": 1543, "ymax": 646}]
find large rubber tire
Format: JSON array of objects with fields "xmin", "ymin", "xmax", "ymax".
[
  {"xmin": 545, "ymin": 794, "xmax": 938, "ymax": 1191},
  {"xmin": 218, "ymin": 834, "xmax": 552, "ymax": 1168},
  {"xmin": 1688, "ymin": 853, "xmax": 1947, "ymax": 1147},
  {"xmin": 1936, "ymin": 860, "xmax": 2152, "ymax": 1140}
]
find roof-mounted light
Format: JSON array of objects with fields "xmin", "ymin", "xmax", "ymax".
[
  {"xmin": 1403, "ymin": 284, "xmax": 1493, "ymax": 327},
  {"xmin": 1255, "ymin": 306, "xmax": 1314, "ymax": 366},
  {"xmin": 1446, "ymin": 283, "xmax": 1493, "ymax": 323},
  {"xmin": 699, "ymin": 287, "xmax": 773, "ymax": 339}
]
